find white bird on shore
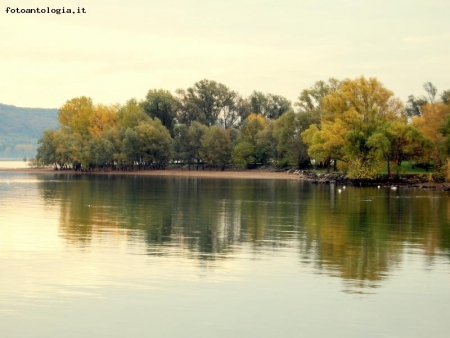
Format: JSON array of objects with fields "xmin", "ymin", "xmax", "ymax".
[{"xmin": 391, "ymin": 186, "xmax": 397, "ymax": 190}]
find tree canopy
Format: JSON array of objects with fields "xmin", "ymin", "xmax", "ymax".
[{"xmin": 32, "ymin": 77, "xmax": 450, "ymax": 178}]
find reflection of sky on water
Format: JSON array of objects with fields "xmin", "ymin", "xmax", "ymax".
[{"xmin": 1, "ymin": 173, "xmax": 450, "ymax": 338}]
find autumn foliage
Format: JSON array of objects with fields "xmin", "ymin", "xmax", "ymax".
[{"xmin": 36, "ymin": 77, "xmax": 449, "ymax": 178}]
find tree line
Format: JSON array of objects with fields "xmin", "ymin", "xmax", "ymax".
[{"xmin": 36, "ymin": 77, "xmax": 450, "ymax": 178}]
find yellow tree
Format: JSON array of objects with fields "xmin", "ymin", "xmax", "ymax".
[
  {"xmin": 412, "ymin": 102, "xmax": 450, "ymax": 167},
  {"xmin": 239, "ymin": 113, "xmax": 267, "ymax": 144},
  {"xmin": 56, "ymin": 97, "xmax": 123, "ymax": 168},
  {"xmin": 302, "ymin": 76, "xmax": 404, "ymax": 178},
  {"xmin": 89, "ymin": 104, "xmax": 118, "ymax": 136},
  {"xmin": 58, "ymin": 97, "xmax": 94, "ymax": 135}
]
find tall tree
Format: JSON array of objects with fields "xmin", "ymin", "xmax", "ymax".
[
  {"xmin": 302, "ymin": 76, "xmax": 404, "ymax": 178},
  {"xmin": 295, "ymin": 78, "xmax": 340, "ymax": 115},
  {"xmin": 200, "ymin": 126, "xmax": 232, "ymax": 170},
  {"xmin": 142, "ymin": 89, "xmax": 178, "ymax": 134},
  {"xmin": 366, "ymin": 119, "xmax": 430, "ymax": 177},
  {"xmin": 188, "ymin": 122, "xmax": 209, "ymax": 169},
  {"xmin": 405, "ymin": 95, "xmax": 427, "ymax": 117},
  {"xmin": 115, "ymin": 100, "xmax": 151, "ymax": 169},
  {"xmin": 273, "ymin": 110, "xmax": 310, "ymax": 168},
  {"xmin": 441, "ymin": 90, "xmax": 450, "ymax": 105},
  {"xmin": 175, "ymin": 89, "xmax": 206, "ymax": 126},
  {"xmin": 249, "ymin": 91, "xmax": 291, "ymax": 120},
  {"xmin": 134, "ymin": 119, "xmax": 173, "ymax": 168},
  {"xmin": 184, "ymin": 80, "xmax": 227, "ymax": 127},
  {"xmin": 423, "ymin": 82, "xmax": 438, "ymax": 104},
  {"xmin": 412, "ymin": 102, "xmax": 450, "ymax": 167},
  {"xmin": 58, "ymin": 96, "xmax": 94, "ymax": 135},
  {"xmin": 219, "ymin": 90, "xmax": 246, "ymax": 128},
  {"xmin": 232, "ymin": 113, "xmax": 267, "ymax": 168},
  {"xmin": 118, "ymin": 99, "xmax": 151, "ymax": 129},
  {"xmin": 172, "ymin": 121, "xmax": 208, "ymax": 170},
  {"xmin": 36, "ymin": 129, "xmax": 60, "ymax": 168},
  {"xmin": 172, "ymin": 124, "xmax": 190, "ymax": 164},
  {"xmin": 405, "ymin": 82, "xmax": 441, "ymax": 117}
]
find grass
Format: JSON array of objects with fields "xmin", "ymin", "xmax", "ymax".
[{"xmin": 380, "ymin": 161, "xmax": 435, "ymax": 175}]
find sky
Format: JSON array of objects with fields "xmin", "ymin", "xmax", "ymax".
[{"xmin": 1, "ymin": 0, "xmax": 449, "ymax": 108}]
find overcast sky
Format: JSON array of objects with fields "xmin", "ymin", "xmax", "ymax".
[{"xmin": 1, "ymin": 0, "xmax": 449, "ymax": 108}]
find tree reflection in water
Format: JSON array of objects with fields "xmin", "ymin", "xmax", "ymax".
[{"xmin": 37, "ymin": 175, "xmax": 450, "ymax": 291}]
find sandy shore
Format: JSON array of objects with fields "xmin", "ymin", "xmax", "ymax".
[{"xmin": 0, "ymin": 167, "xmax": 298, "ymax": 180}]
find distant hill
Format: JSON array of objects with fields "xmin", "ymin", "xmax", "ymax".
[{"xmin": 0, "ymin": 103, "xmax": 58, "ymax": 159}]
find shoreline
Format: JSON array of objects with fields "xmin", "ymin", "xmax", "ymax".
[
  {"xmin": 1, "ymin": 167, "xmax": 449, "ymax": 190},
  {"xmin": 0, "ymin": 167, "xmax": 298, "ymax": 180}
]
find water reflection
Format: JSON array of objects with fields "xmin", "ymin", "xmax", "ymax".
[{"xmin": 36, "ymin": 175, "xmax": 450, "ymax": 291}]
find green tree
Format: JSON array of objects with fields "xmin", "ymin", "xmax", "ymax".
[
  {"xmin": 182, "ymin": 79, "xmax": 227, "ymax": 127},
  {"xmin": 232, "ymin": 141, "xmax": 255, "ymax": 168},
  {"xmin": 172, "ymin": 123, "xmax": 190, "ymax": 164},
  {"xmin": 218, "ymin": 90, "xmax": 246, "ymax": 128},
  {"xmin": 255, "ymin": 120, "xmax": 277, "ymax": 165},
  {"xmin": 142, "ymin": 90, "xmax": 178, "ymax": 134},
  {"xmin": 122, "ymin": 127, "xmax": 141, "ymax": 169},
  {"xmin": 249, "ymin": 91, "xmax": 291, "ymax": 119},
  {"xmin": 201, "ymin": 126, "xmax": 232, "ymax": 170},
  {"xmin": 232, "ymin": 113, "xmax": 267, "ymax": 168},
  {"xmin": 405, "ymin": 82, "xmax": 441, "ymax": 117},
  {"xmin": 117, "ymin": 99, "xmax": 149, "ymax": 129},
  {"xmin": 102, "ymin": 126, "xmax": 124, "ymax": 169},
  {"xmin": 367, "ymin": 119, "xmax": 430, "ymax": 177},
  {"xmin": 423, "ymin": 81, "xmax": 438, "ymax": 103},
  {"xmin": 175, "ymin": 89, "xmax": 206, "ymax": 126},
  {"xmin": 134, "ymin": 119, "xmax": 173, "ymax": 169},
  {"xmin": 89, "ymin": 135, "xmax": 116, "ymax": 169},
  {"xmin": 112, "ymin": 100, "xmax": 151, "ymax": 170},
  {"xmin": 441, "ymin": 90, "xmax": 450, "ymax": 105},
  {"xmin": 405, "ymin": 95, "xmax": 427, "ymax": 117},
  {"xmin": 295, "ymin": 78, "xmax": 339, "ymax": 115},
  {"xmin": 273, "ymin": 110, "xmax": 310, "ymax": 168},
  {"xmin": 188, "ymin": 122, "xmax": 209, "ymax": 169},
  {"xmin": 36, "ymin": 129, "xmax": 60, "ymax": 168}
]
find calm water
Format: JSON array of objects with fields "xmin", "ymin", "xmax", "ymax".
[{"xmin": 0, "ymin": 173, "xmax": 449, "ymax": 337}]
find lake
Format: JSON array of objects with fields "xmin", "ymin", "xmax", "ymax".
[{"xmin": 0, "ymin": 173, "xmax": 449, "ymax": 337}]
